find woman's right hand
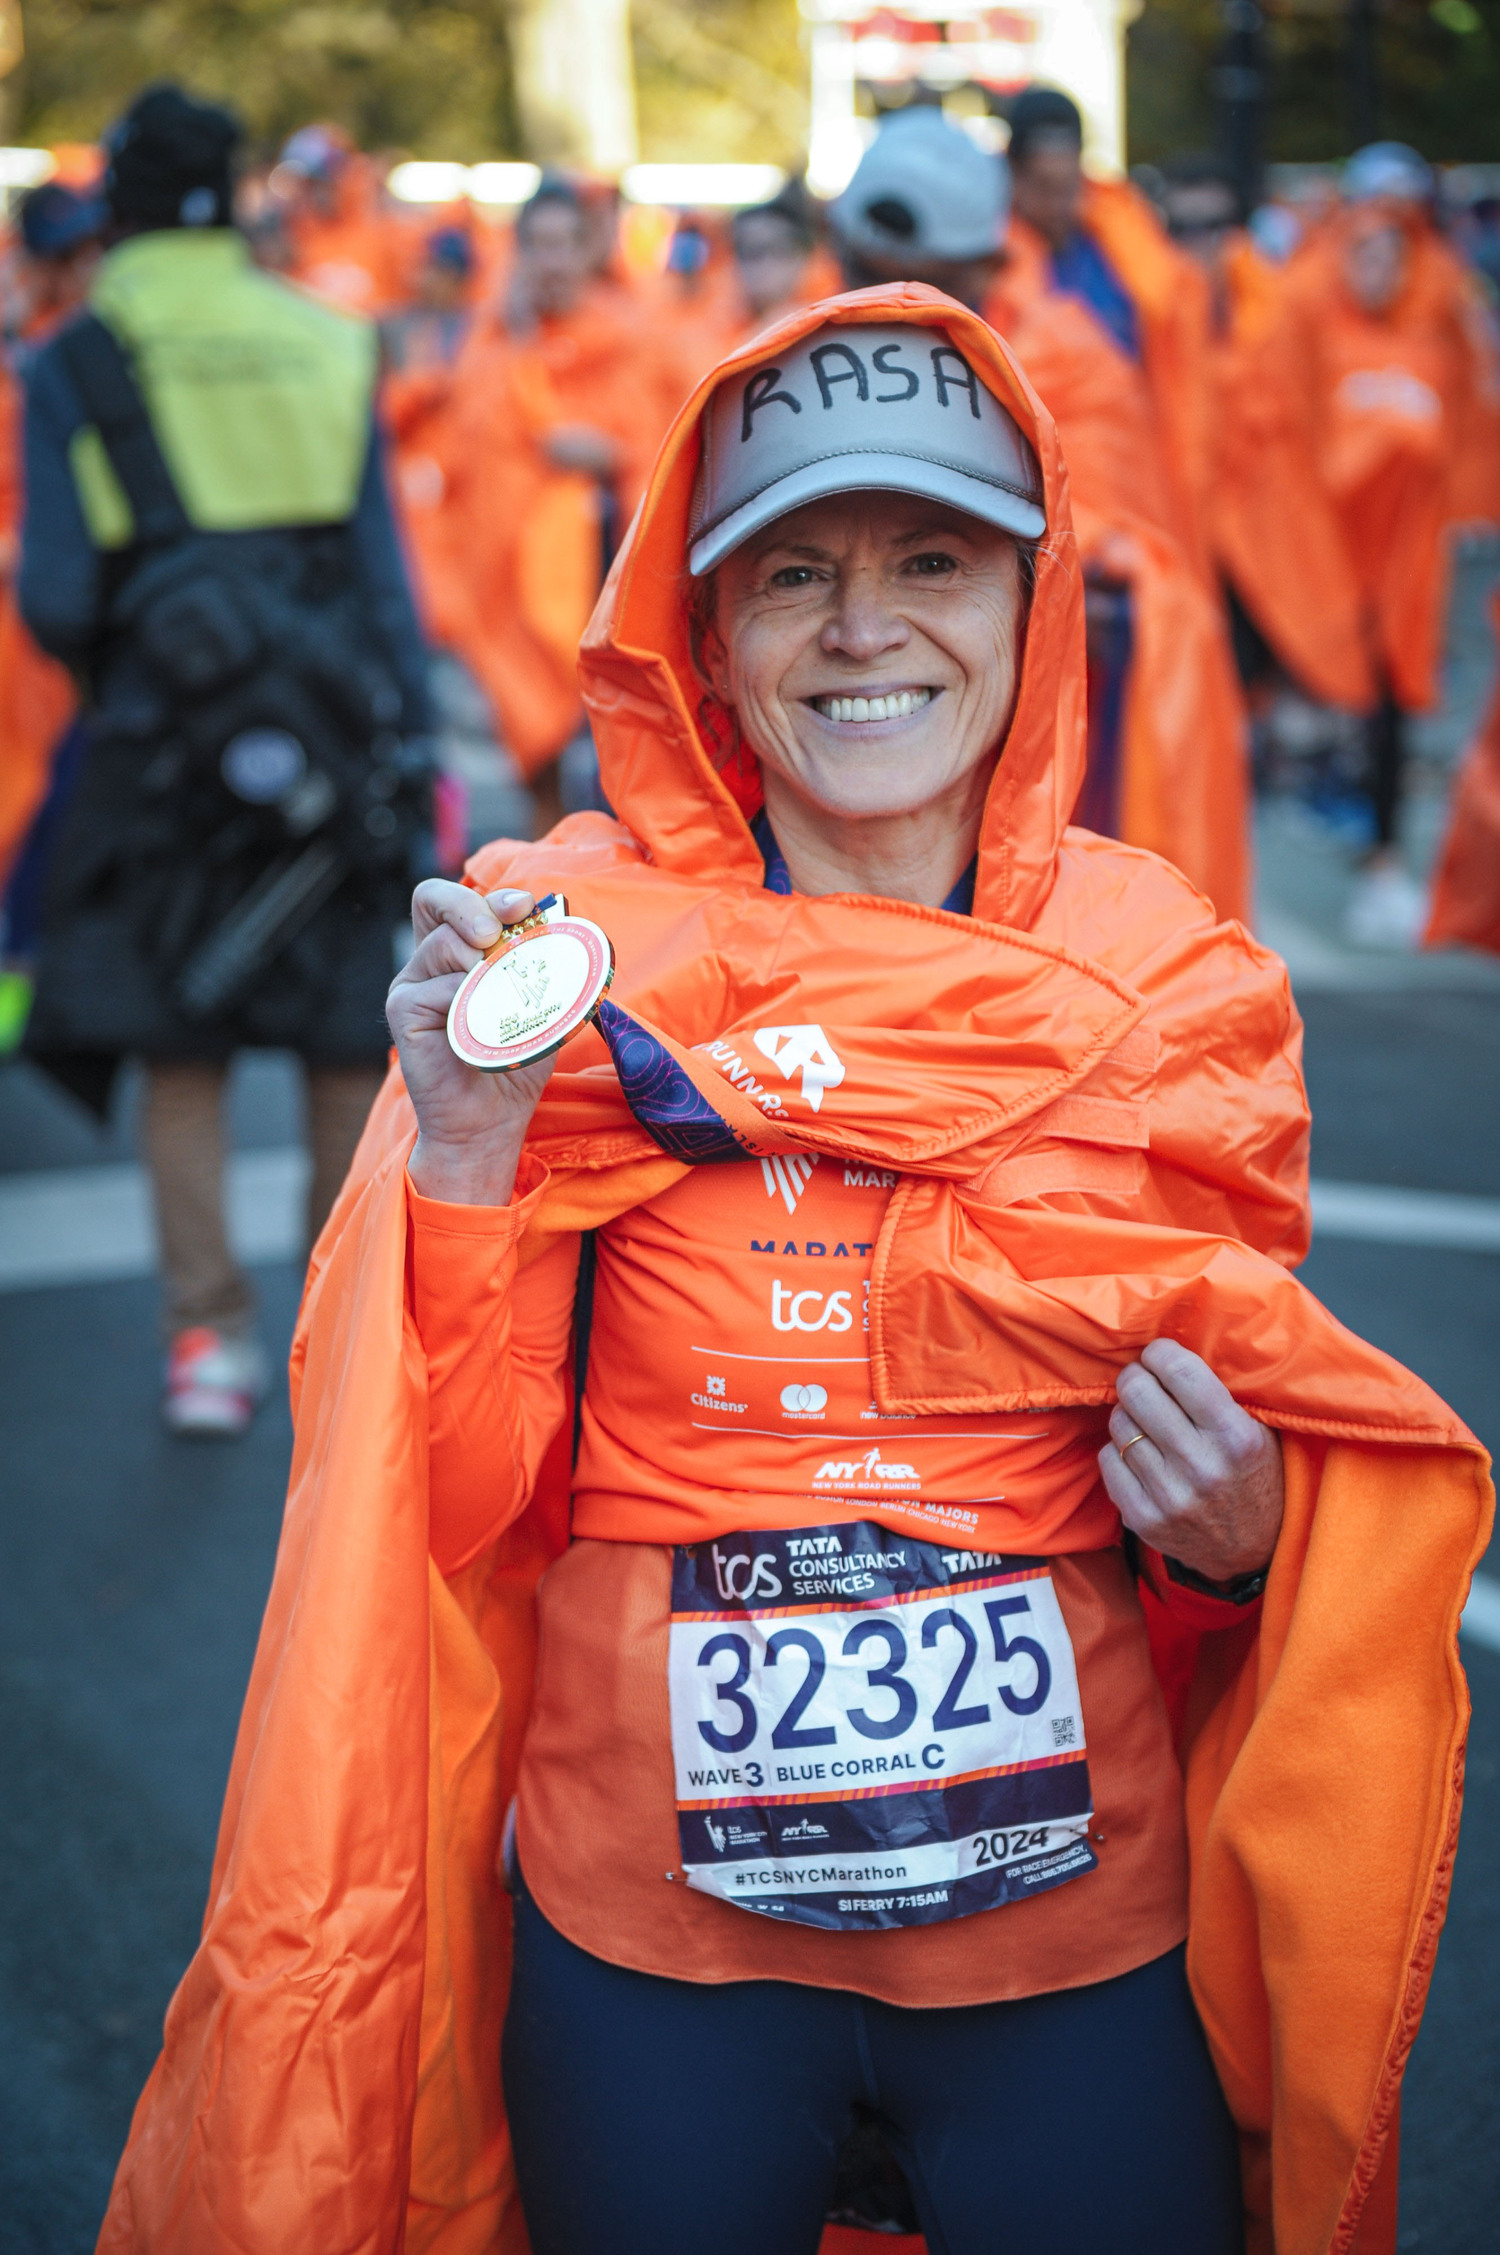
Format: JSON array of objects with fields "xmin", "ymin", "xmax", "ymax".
[{"xmin": 387, "ymin": 881, "xmax": 559, "ymax": 1206}]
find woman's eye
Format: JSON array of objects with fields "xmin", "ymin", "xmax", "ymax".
[
  {"xmin": 768, "ymin": 565, "xmax": 820, "ymax": 590},
  {"xmin": 906, "ymin": 551, "xmax": 957, "ymax": 577}
]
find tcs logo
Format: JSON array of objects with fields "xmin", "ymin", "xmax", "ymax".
[
  {"xmin": 772, "ymin": 1281, "xmax": 854, "ymax": 1332},
  {"xmin": 711, "ymin": 1545, "xmax": 783, "ymax": 1602}
]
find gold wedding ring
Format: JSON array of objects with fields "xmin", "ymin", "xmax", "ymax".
[{"xmin": 1119, "ymin": 1430, "xmax": 1146, "ymax": 1455}]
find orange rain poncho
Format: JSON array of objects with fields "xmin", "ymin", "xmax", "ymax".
[
  {"xmin": 1280, "ymin": 204, "xmax": 1500, "ymax": 713},
  {"xmin": 987, "ymin": 232, "xmax": 1251, "ymax": 924},
  {"xmin": 97, "ymin": 285, "xmax": 1489, "ymax": 2255},
  {"xmin": 1073, "ymin": 178, "xmax": 1216, "ymax": 569},
  {"xmin": 1206, "ymin": 235, "xmax": 1374, "ymax": 713},
  {"xmin": 427, "ymin": 294, "xmax": 673, "ymax": 776},
  {"xmin": 284, "ymin": 147, "xmax": 413, "ymax": 317}
]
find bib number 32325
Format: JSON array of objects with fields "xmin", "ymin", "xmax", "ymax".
[{"xmin": 668, "ymin": 1522, "xmax": 1096, "ymax": 1932}]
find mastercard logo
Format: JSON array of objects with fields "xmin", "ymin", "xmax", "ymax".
[{"xmin": 780, "ymin": 1382, "xmax": 829, "ymax": 1415}]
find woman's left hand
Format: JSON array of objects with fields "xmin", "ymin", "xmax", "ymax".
[{"xmin": 1100, "ymin": 1338, "xmax": 1284, "ymax": 1587}]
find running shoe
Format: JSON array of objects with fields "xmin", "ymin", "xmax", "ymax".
[
  {"xmin": 163, "ymin": 1327, "xmax": 269, "ymax": 1437},
  {"xmin": 1343, "ymin": 863, "xmax": 1427, "ymax": 950}
]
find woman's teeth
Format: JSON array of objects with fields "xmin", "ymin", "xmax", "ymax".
[{"xmin": 813, "ymin": 688, "xmax": 933, "ymax": 724}]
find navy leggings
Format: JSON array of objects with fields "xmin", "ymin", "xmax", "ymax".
[{"xmin": 503, "ymin": 1873, "xmax": 1244, "ymax": 2255}]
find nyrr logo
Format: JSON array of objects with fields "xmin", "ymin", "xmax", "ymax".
[
  {"xmin": 752, "ymin": 1024, "xmax": 846, "ymax": 1113},
  {"xmin": 813, "ymin": 1445, "xmax": 919, "ymax": 1487}
]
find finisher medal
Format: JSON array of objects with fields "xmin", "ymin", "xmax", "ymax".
[{"xmin": 446, "ymin": 892, "xmax": 614, "ymax": 1072}]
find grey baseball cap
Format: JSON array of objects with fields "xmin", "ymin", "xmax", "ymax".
[
  {"xmin": 687, "ymin": 320, "xmax": 1045, "ymax": 577},
  {"xmin": 831, "ymin": 107, "xmax": 1009, "ymax": 270},
  {"xmin": 1344, "ymin": 141, "xmax": 1434, "ymax": 204}
]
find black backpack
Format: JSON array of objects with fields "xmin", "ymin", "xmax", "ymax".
[{"xmin": 52, "ymin": 313, "xmax": 432, "ymax": 1023}]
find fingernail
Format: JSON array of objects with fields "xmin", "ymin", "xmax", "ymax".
[{"xmin": 489, "ymin": 889, "xmax": 528, "ymax": 908}]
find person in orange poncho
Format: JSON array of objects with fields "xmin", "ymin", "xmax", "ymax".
[
  {"xmin": 1159, "ymin": 154, "xmax": 1374, "ymax": 717},
  {"xmin": 1006, "ymin": 86, "xmax": 1214, "ymax": 570},
  {"xmin": 1278, "ymin": 144, "xmax": 1498, "ymax": 946},
  {"xmin": 96, "ymin": 284, "xmax": 1488, "ymax": 2255},
  {"xmin": 379, "ymin": 225, "xmax": 480, "ymax": 654},
  {"xmin": 430, "ymin": 175, "xmax": 673, "ymax": 793},
  {"xmin": 275, "ymin": 124, "xmax": 409, "ymax": 315},
  {"xmin": 831, "ymin": 106, "xmax": 1249, "ymax": 922},
  {"xmin": 651, "ymin": 188, "xmax": 839, "ymax": 412}
]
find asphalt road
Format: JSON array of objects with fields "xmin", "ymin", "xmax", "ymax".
[{"xmin": 1, "ymin": 931, "xmax": 1497, "ymax": 2252}]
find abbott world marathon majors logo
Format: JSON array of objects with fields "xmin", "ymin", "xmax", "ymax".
[{"xmin": 813, "ymin": 1444, "xmax": 920, "ymax": 1495}]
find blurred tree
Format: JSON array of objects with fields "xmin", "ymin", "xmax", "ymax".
[
  {"xmin": 632, "ymin": 0, "xmax": 805, "ymax": 167},
  {"xmin": 1128, "ymin": 0, "xmax": 1500, "ymax": 165},
  {"xmin": 8, "ymin": 0, "xmax": 808, "ymax": 167},
  {"xmin": 11, "ymin": 1, "xmax": 524, "ymax": 158}
]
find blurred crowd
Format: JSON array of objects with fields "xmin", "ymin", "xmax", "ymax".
[{"xmin": 3, "ymin": 100, "xmax": 1500, "ymax": 961}]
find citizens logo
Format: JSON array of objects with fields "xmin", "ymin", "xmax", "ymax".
[
  {"xmin": 761, "ymin": 1152, "xmax": 818, "ymax": 1215},
  {"xmin": 780, "ymin": 1381, "xmax": 829, "ymax": 1415},
  {"xmin": 813, "ymin": 1445, "xmax": 919, "ymax": 1489},
  {"xmin": 771, "ymin": 1281, "xmax": 853, "ymax": 1332},
  {"xmin": 752, "ymin": 1024, "xmax": 846, "ymax": 1113}
]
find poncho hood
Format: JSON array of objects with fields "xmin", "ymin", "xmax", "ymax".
[{"xmin": 580, "ymin": 281, "xmax": 1087, "ymax": 933}]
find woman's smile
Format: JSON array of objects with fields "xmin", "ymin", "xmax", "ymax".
[{"xmin": 807, "ymin": 685, "xmax": 937, "ymax": 726}]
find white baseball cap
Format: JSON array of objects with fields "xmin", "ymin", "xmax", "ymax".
[
  {"xmin": 831, "ymin": 108, "xmax": 1009, "ymax": 269},
  {"xmin": 687, "ymin": 320, "xmax": 1045, "ymax": 577}
]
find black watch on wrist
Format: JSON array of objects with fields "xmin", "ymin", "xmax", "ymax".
[{"xmin": 1162, "ymin": 1552, "xmax": 1269, "ymax": 1606}]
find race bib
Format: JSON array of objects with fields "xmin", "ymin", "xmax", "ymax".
[{"xmin": 669, "ymin": 1523, "xmax": 1096, "ymax": 1931}]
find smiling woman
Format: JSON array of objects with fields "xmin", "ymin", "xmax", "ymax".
[
  {"xmin": 99, "ymin": 288, "xmax": 1489, "ymax": 2255},
  {"xmin": 696, "ymin": 492, "xmax": 1025, "ymax": 905}
]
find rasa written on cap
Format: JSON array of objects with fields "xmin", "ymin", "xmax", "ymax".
[
  {"xmin": 687, "ymin": 322, "xmax": 1045, "ymax": 577},
  {"xmin": 447, "ymin": 893, "xmax": 615, "ymax": 1072}
]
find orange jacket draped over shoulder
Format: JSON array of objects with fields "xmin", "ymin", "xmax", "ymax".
[{"xmin": 97, "ymin": 286, "xmax": 1490, "ymax": 2255}]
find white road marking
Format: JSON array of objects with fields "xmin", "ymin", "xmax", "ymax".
[
  {"xmin": 0, "ymin": 1149, "xmax": 310, "ymax": 1292},
  {"xmin": 1462, "ymin": 1573, "xmax": 1500, "ymax": 1655},
  {"xmin": 1310, "ymin": 1179, "xmax": 1500, "ymax": 1252}
]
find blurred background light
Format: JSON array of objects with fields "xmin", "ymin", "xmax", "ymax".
[
  {"xmin": 386, "ymin": 160, "xmax": 471, "ymax": 204},
  {"xmin": 620, "ymin": 162, "xmax": 786, "ymax": 205},
  {"xmin": 0, "ymin": 145, "xmax": 56, "ymax": 188},
  {"xmin": 467, "ymin": 161, "xmax": 544, "ymax": 205}
]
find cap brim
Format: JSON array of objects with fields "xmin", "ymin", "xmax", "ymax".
[{"xmin": 688, "ymin": 451, "xmax": 1045, "ymax": 575}]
